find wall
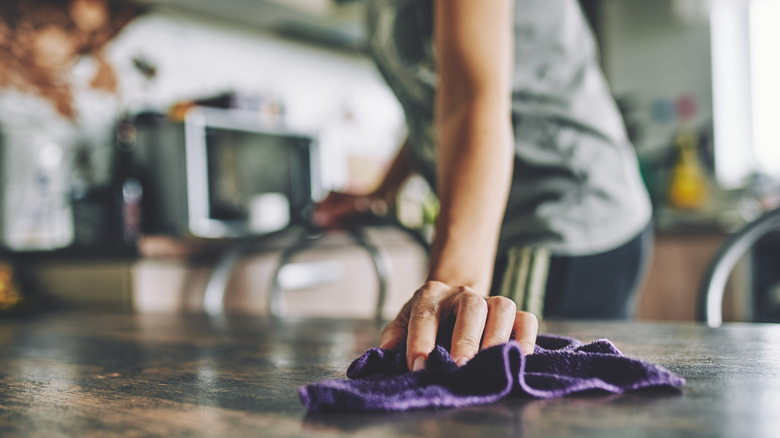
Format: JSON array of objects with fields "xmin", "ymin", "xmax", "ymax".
[
  {"xmin": 106, "ymin": 9, "xmax": 403, "ymax": 136},
  {"xmin": 600, "ymin": 0, "xmax": 712, "ymax": 155}
]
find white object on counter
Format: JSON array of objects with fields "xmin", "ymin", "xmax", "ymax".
[{"xmin": 248, "ymin": 192, "xmax": 290, "ymax": 233}]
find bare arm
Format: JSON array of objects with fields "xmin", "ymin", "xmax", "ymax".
[
  {"xmin": 379, "ymin": 0, "xmax": 538, "ymax": 371},
  {"xmin": 313, "ymin": 140, "xmax": 412, "ymax": 228},
  {"xmin": 371, "ymin": 139, "xmax": 414, "ymax": 206},
  {"xmin": 430, "ymin": 0, "xmax": 515, "ymax": 295}
]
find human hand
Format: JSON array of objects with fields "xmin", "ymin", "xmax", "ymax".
[
  {"xmin": 379, "ymin": 281, "xmax": 538, "ymax": 371},
  {"xmin": 312, "ymin": 191, "xmax": 388, "ymax": 229}
]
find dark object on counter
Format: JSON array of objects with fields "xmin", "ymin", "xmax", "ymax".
[
  {"xmin": 752, "ymin": 230, "xmax": 780, "ymax": 323},
  {"xmin": 69, "ymin": 112, "xmax": 165, "ymax": 250},
  {"xmin": 110, "ymin": 116, "xmax": 145, "ymax": 247},
  {"xmin": 109, "ymin": 112, "xmax": 169, "ymax": 246},
  {"xmin": 70, "ymin": 186, "xmax": 110, "ymax": 248},
  {"xmin": 131, "ymin": 108, "xmax": 316, "ymax": 238},
  {"xmin": 299, "ymin": 334, "xmax": 685, "ymax": 412}
]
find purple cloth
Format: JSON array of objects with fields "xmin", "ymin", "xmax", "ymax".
[{"xmin": 299, "ymin": 334, "xmax": 685, "ymax": 412}]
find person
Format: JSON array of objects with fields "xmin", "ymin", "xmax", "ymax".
[{"xmin": 314, "ymin": 0, "xmax": 653, "ymax": 373}]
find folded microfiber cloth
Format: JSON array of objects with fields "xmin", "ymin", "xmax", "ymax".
[{"xmin": 299, "ymin": 334, "xmax": 685, "ymax": 412}]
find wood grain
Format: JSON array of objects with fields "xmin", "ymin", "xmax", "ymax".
[{"xmin": 1, "ymin": 313, "xmax": 779, "ymax": 437}]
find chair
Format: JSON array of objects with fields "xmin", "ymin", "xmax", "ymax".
[
  {"xmin": 202, "ymin": 220, "xmax": 430, "ymax": 319},
  {"xmin": 697, "ymin": 206, "xmax": 780, "ymax": 327}
]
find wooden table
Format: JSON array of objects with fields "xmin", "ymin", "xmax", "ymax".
[{"xmin": 1, "ymin": 313, "xmax": 779, "ymax": 437}]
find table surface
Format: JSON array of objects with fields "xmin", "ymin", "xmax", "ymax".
[{"xmin": 1, "ymin": 313, "xmax": 779, "ymax": 438}]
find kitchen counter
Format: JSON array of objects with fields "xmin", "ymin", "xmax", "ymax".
[
  {"xmin": 7, "ymin": 225, "xmax": 429, "ymax": 319},
  {"xmin": 1, "ymin": 312, "xmax": 779, "ymax": 437}
]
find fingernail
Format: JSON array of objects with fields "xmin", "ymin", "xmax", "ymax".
[
  {"xmin": 412, "ymin": 356, "xmax": 426, "ymax": 372},
  {"xmin": 455, "ymin": 357, "xmax": 469, "ymax": 367}
]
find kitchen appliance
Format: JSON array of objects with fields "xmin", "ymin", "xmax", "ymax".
[{"xmin": 133, "ymin": 107, "xmax": 319, "ymax": 238}]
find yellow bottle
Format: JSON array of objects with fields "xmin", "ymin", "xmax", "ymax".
[
  {"xmin": 667, "ymin": 132, "xmax": 709, "ymax": 210},
  {"xmin": 0, "ymin": 261, "xmax": 22, "ymax": 312}
]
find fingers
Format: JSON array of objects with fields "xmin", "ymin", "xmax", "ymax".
[
  {"xmin": 390, "ymin": 281, "xmax": 539, "ymax": 373},
  {"xmin": 480, "ymin": 296, "xmax": 517, "ymax": 350},
  {"xmin": 405, "ymin": 283, "xmax": 447, "ymax": 371},
  {"xmin": 449, "ymin": 288, "xmax": 488, "ymax": 367},
  {"xmin": 512, "ymin": 310, "xmax": 539, "ymax": 355}
]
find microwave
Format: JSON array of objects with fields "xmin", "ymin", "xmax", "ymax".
[{"xmin": 132, "ymin": 107, "xmax": 320, "ymax": 238}]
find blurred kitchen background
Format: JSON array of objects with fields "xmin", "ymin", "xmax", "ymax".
[{"xmin": 1, "ymin": 0, "xmax": 778, "ymax": 322}]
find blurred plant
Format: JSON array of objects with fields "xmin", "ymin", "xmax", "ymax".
[{"xmin": 0, "ymin": 0, "xmax": 145, "ymax": 119}]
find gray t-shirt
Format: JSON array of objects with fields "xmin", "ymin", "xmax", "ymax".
[{"xmin": 366, "ymin": 0, "xmax": 652, "ymax": 256}]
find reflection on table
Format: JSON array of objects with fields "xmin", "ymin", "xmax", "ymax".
[{"xmin": 1, "ymin": 313, "xmax": 779, "ymax": 437}]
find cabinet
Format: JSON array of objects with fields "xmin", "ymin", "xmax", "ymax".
[{"xmin": 636, "ymin": 232, "xmax": 748, "ymax": 321}]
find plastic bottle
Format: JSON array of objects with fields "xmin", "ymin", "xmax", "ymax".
[{"xmin": 667, "ymin": 130, "xmax": 709, "ymax": 210}]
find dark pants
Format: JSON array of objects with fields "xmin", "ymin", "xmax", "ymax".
[{"xmin": 492, "ymin": 224, "xmax": 653, "ymax": 320}]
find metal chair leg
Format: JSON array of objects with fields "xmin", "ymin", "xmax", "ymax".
[
  {"xmin": 202, "ymin": 228, "xmax": 291, "ymax": 316},
  {"xmin": 268, "ymin": 226, "xmax": 390, "ymax": 321},
  {"xmin": 347, "ymin": 227, "xmax": 389, "ymax": 321},
  {"xmin": 268, "ymin": 228, "xmax": 326, "ymax": 318}
]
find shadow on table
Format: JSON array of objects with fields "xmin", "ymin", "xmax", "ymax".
[
  {"xmin": 300, "ymin": 388, "xmax": 684, "ymax": 437},
  {"xmin": 302, "ymin": 402, "xmax": 527, "ymax": 437}
]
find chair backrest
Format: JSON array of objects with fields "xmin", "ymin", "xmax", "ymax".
[
  {"xmin": 203, "ymin": 221, "xmax": 430, "ymax": 318},
  {"xmin": 267, "ymin": 222, "xmax": 430, "ymax": 320},
  {"xmin": 697, "ymin": 206, "xmax": 780, "ymax": 327}
]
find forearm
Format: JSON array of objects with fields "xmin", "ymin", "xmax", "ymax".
[
  {"xmin": 371, "ymin": 139, "xmax": 413, "ymax": 204},
  {"xmin": 313, "ymin": 140, "xmax": 412, "ymax": 227},
  {"xmin": 427, "ymin": 102, "xmax": 513, "ymax": 295},
  {"xmin": 380, "ymin": 0, "xmax": 537, "ymax": 370},
  {"xmin": 427, "ymin": 0, "xmax": 514, "ymax": 295}
]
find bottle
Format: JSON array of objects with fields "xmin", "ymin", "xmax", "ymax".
[
  {"xmin": 0, "ymin": 259, "xmax": 24, "ymax": 314},
  {"xmin": 667, "ymin": 131, "xmax": 709, "ymax": 210},
  {"xmin": 666, "ymin": 95, "xmax": 709, "ymax": 211},
  {"xmin": 110, "ymin": 116, "xmax": 144, "ymax": 248}
]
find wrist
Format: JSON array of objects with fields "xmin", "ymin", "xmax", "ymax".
[{"xmin": 427, "ymin": 231, "xmax": 494, "ymax": 296}]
